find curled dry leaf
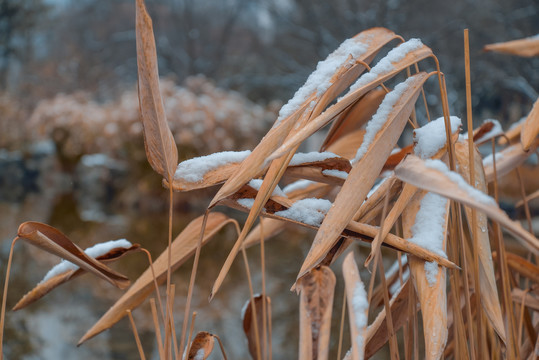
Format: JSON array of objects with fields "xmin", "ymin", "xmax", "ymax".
[
  {"xmin": 297, "ymin": 72, "xmax": 430, "ymax": 281},
  {"xmin": 298, "ymin": 266, "xmax": 336, "ymax": 360},
  {"xmin": 187, "ymin": 332, "xmax": 215, "ymax": 360},
  {"xmin": 395, "ymin": 155, "xmax": 539, "ymax": 254},
  {"xmin": 243, "ymin": 294, "xmax": 271, "ymax": 360},
  {"xmin": 136, "ymin": 0, "xmax": 178, "ymax": 180},
  {"xmin": 492, "ymin": 251, "xmax": 539, "ymax": 284},
  {"xmin": 342, "ymin": 253, "xmax": 368, "ymax": 360},
  {"xmin": 17, "ymin": 222, "xmax": 130, "ymax": 290},
  {"xmin": 470, "ymin": 120, "xmax": 504, "ymax": 145},
  {"xmin": 78, "ymin": 212, "xmax": 232, "ymax": 344},
  {"xmin": 13, "ymin": 244, "xmax": 140, "ymax": 311},
  {"xmin": 401, "ymin": 190, "xmax": 449, "ymax": 359},
  {"xmin": 520, "ymin": 97, "xmax": 539, "ymax": 151},
  {"xmin": 454, "ymin": 141, "xmax": 506, "ymax": 342},
  {"xmin": 483, "ymin": 35, "xmax": 539, "ymax": 57}
]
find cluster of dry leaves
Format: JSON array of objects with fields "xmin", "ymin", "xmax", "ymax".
[{"xmin": 1, "ymin": 0, "xmax": 539, "ymax": 359}]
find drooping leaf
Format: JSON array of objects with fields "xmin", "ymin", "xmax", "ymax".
[
  {"xmin": 483, "ymin": 139, "xmax": 538, "ymax": 182},
  {"xmin": 78, "ymin": 213, "xmax": 232, "ymax": 344},
  {"xmin": 243, "ymin": 294, "xmax": 271, "ymax": 360},
  {"xmin": 17, "ymin": 222, "xmax": 130, "ymax": 290},
  {"xmin": 298, "ymin": 266, "xmax": 336, "ymax": 360},
  {"xmin": 13, "ymin": 244, "xmax": 140, "ymax": 311},
  {"xmin": 395, "ymin": 155, "xmax": 539, "ymax": 254},
  {"xmin": 136, "ymin": 0, "xmax": 178, "ymax": 180}
]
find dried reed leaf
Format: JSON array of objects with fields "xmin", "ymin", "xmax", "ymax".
[
  {"xmin": 493, "ymin": 251, "xmax": 539, "ymax": 284},
  {"xmin": 483, "ymin": 36, "xmax": 539, "ymax": 57},
  {"xmin": 342, "ymin": 253, "xmax": 368, "ymax": 360},
  {"xmin": 483, "ymin": 140, "xmax": 538, "ymax": 182},
  {"xmin": 13, "ymin": 244, "xmax": 140, "ymax": 311},
  {"xmin": 520, "ymin": 97, "xmax": 539, "ymax": 151},
  {"xmin": 136, "ymin": 0, "xmax": 178, "ymax": 180},
  {"xmin": 365, "ymin": 280, "xmax": 413, "ymax": 358},
  {"xmin": 78, "ymin": 213, "xmax": 231, "ymax": 344},
  {"xmin": 298, "ymin": 266, "xmax": 336, "ymax": 360},
  {"xmin": 497, "ymin": 121, "xmax": 522, "ymax": 145},
  {"xmin": 395, "ymin": 155, "xmax": 539, "ymax": 254},
  {"xmin": 382, "ymin": 144, "xmax": 413, "ymax": 172},
  {"xmin": 323, "ymin": 129, "xmax": 366, "ymax": 160},
  {"xmin": 187, "ymin": 332, "xmax": 215, "ymax": 360},
  {"xmin": 511, "ymin": 289, "xmax": 539, "ymax": 311},
  {"xmin": 297, "ymin": 73, "xmax": 429, "ymax": 280},
  {"xmin": 401, "ymin": 190, "xmax": 449, "ymax": 359},
  {"xmin": 243, "ymin": 294, "xmax": 271, "ymax": 360},
  {"xmin": 209, "ymin": 28, "xmax": 399, "ymax": 207},
  {"xmin": 320, "ymin": 88, "xmax": 386, "ymax": 151},
  {"xmin": 243, "ymin": 218, "xmax": 287, "ymax": 249},
  {"xmin": 354, "ymin": 176, "xmax": 400, "ymax": 222},
  {"xmin": 268, "ymin": 51, "xmax": 433, "ymax": 160},
  {"xmin": 454, "ymin": 141, "xmax": 506, "ymax": 342},
  {"xmin": 17, "ymin": 222, "xmax": 130, "ymax": 290}
]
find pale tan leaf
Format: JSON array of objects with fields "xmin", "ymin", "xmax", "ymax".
[
  {"xmin": 395, "ymin": 155, "xmax": 539, "ymax": 254},
  {"xmin": 320, "ymin": 88, "xmax": 386, "ymax": 151},
  {"xmin": 167, "ymin": 161, "xmax": 240, "ymax": 192},
  {"xmin": 13, "ymin": 244, "xmax": 140, "ymax": 311},
  {"xmin": 342, "ymin": 253, "xmax": 368, "ymax": 360},
  {"xmin": 520, "ymin": 97, "xmax": 539, "ymax": 151},
  {"xmin": 401, "ymin": 190, "xmax": 449, "ymax": 359},
  {"xmin": 493, "ymin": 251, "xmax": 539, "ymax": 284},
  {"xmin": 511, "ymin": 289, "xmax": 539, "ymax": 311},
  {"xmin": 136, "ymin": 0, "xmax": 178, "ymax": 180},
  {"xmin": 483, "ymin": 36, "xmax": 539, "ymax": 57},
  {"xmin": 17, "ymin": 222, "xmax": 130, "ymax": 290},
  {"xmin": 187, "ymin": 332, "xmax": 215, "ymax": 360},
  {"xmin": 454, "ymin": 141, "xmax": 506, "ymax": 342},
  {"xmin": 297, "ymin": 73, "xmax": 430, "ymax": 280},
  {"xmin": 78, "ymin": 213, "xmax": 232, "ymax": 344},
  {"xmin": 243, "ymin": 294, "xmax": 271, "ymax": 360},
  {"xmin": 298, "ymin": 266, "xmax": 336, "ymax": 360},
  {"xmin": 483, "ymin": 139, "xmax": 538, "ymax": 182}
]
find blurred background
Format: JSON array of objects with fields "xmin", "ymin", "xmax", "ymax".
[{"xmin": 0, "ymin": 0, "xmax": 538, "ymax": 358}]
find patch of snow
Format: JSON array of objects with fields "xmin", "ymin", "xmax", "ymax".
[
  {"xmin": 41, "ymin": 239, "xmax": 132, "ymax": 283},
  {"xmin": 413, "ymin": 116, "xmax": 461, "ymax": 159},
  {"xmin": 390, "ymin": 147, "xmax": 401, "ymax": 155},
  {"xmin": 174, "ymin": 150, "xmax": 251, "ymax": 183},
  {"xmin": 322, "ymin": 169, "xmax": 348, "ymax": 179},
  {"xmin": 462, "ymin": 119, "xmax": 503, "ymax": 142},
  {"xmin": 289, "ymin": 151, "xmax": 340, "ymax": 166},
  {"xmin": 283, "ymin": 179, "xmax": 316, "ymax": 194},
  {"xmin": 348, "ymin": 39, "xmax": 423, "ymax": 93},
  {"xmin": 237, "ymin": 198, "xmax": 255, "ymax": 209},
  {"xmin": 274, "ymin": 198, "xmax": 332, "ymax": 226},
  {"xmin": 352, "ymin": 77, "xmax": 416, "ymax": 163},
  {"xmin": 424, "ymin": 159, "xmax": 497, "ymax": 205},
  {"xmin": 248, "ymin": 179, "xmax": 286, "ymax": 197},
  {"xmin": 352, "ymin": 280, "xmax": 368, "ymax": 358},
  {"xmin": 193, "ymin": 349, "xmax": 205, "ymax": 360},
  {"xmin": 385, "ymin": 255, "xmax": 408, "ymax": 279},
  {"xmin": 389, "ymin": 268, "xmax": 410, "ymax": 295},
  {"xmin": 276, "ymin": 35, "xmax": 371, "ymax": 124},
  {"xmin": 424, "ymin": 261, "xmax": 439, "ymax": 286}
]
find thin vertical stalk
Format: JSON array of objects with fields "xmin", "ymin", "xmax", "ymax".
[
  {"xmin": 185, "ymin": 312, "xmax": 197, "ymax": 358},
  {"xmin": 150, "ymin": 298, "xmax": 165, "ymax": 360},
  {"xmin": 464, "ymin": 29, "xmax": 483, "ymax": 358},
  {"xmin": 179, "ymin": 210, "xmax": 210, "ymax": 357},
  {"xmin": 0, "ymin": 237, "xmax": 18, "ymax": 360},
  {"xmin": 127, "ymin": 310, "xmax": 146, "ymax": 360},
  {"xmin": 336, "ymin": 287, "xmax": 347, "ymax": 360},
  {"xmin": 242, "ymin": 246, "xmax": 262, "ymax": 360},
  {"xmin": 141, "ymin": 248, "xmax": 166, "ymax": 325},
  {"xmin": 259, "ymin": 217, "xmax": 268, "ymax": 360},
  {"xmin": 165, "ymin": 178, "xmax": 174, "ymax": 355},
  {"xmin": 168, "ymin": 284, "xmax": 179, "ymax": 360}
]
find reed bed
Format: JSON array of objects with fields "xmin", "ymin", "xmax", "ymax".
[{"xmin": 1, "ymin": 0, "xmax": 539, "ymax": 359}]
